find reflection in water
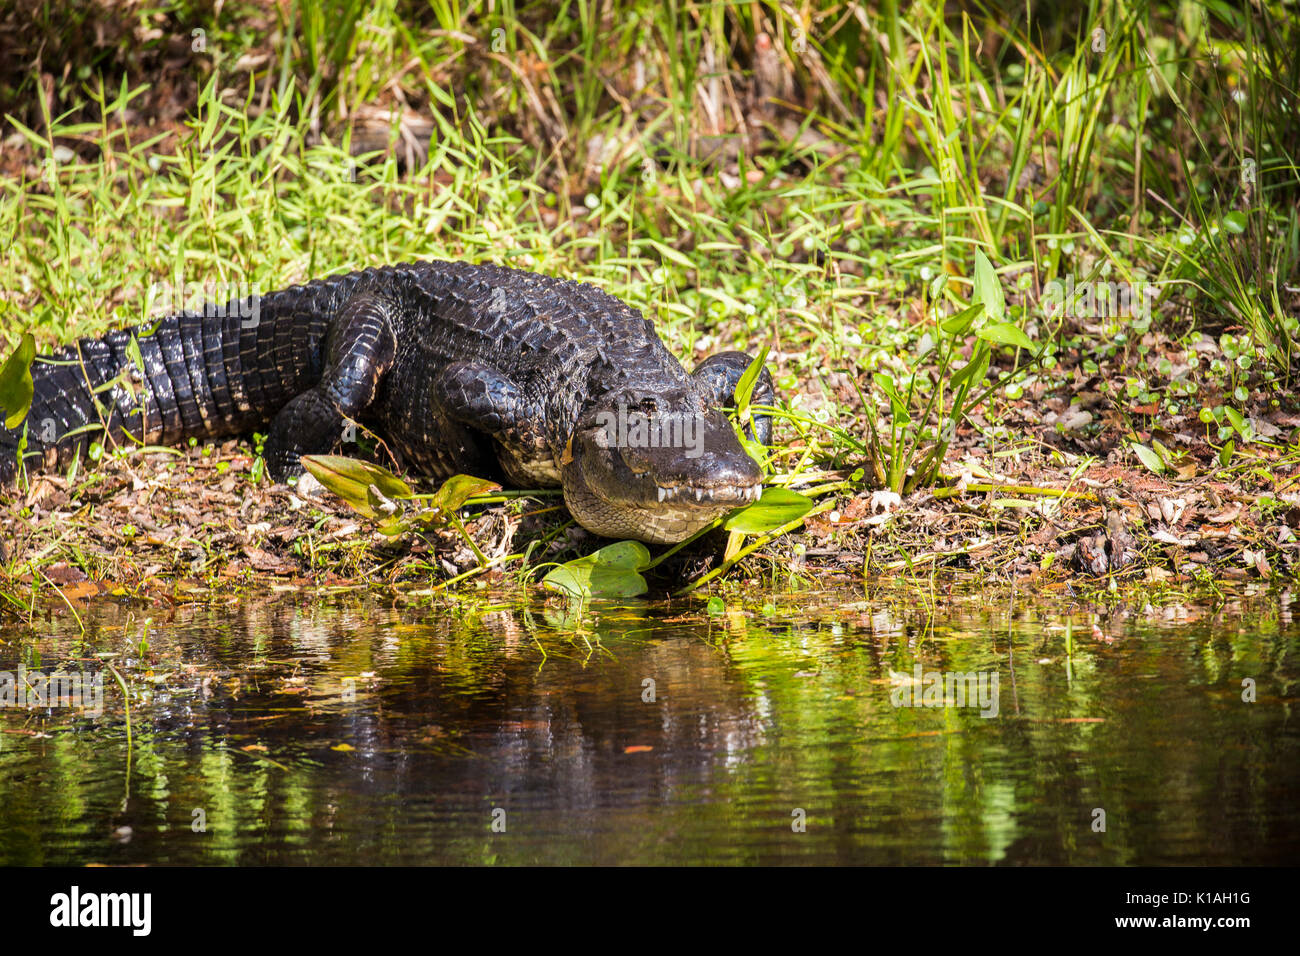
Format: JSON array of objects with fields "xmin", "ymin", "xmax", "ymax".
[{"xmin": 0, "ymin": 586, "xmax": 1297, "ymax": 864}]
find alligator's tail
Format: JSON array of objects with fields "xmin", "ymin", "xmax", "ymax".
[
  {"xmin": 1, "ymin": 327, "xmax": 182, "ymax": 485},
  {"xmin": 0, "ymin": 421, "xmax": 16, "ymax": 485},
  {"xmin": 0, "ymin": 279, "xmax": 352, "ymax": 485}
]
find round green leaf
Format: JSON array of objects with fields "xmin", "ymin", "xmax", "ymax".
[{"xmin": 542, "ymin": 540, "xmax": 653, "ymax": 598}]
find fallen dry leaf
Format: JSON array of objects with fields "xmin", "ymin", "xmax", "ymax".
[
  {"xmin": 57, "ymin": 581, "xmax": 100, "ymax": 600},
  {"xmin": 1207, "ymin": 503, "xmax": 1243, "ymax": 524}
]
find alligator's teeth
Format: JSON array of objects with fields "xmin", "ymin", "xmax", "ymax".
[{"xmin": 653, "ymin": 483, "xmax": 764, "ymax": 506}]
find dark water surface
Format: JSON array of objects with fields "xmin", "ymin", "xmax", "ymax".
[{"xmin": 1, "ymin": 585, "xmax": 1297, "ymax": 864}]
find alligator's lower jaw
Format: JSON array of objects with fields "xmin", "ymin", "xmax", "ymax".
[
  {"xmin": 595, "ymin": 508, "xmax": 727, "ymax": 546},
  {"xmin": 563, "ymin": 482, "xmax": 758, "ymax": 544}
]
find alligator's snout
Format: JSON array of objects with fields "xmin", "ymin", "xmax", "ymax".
[
  {"xmin": 562, "ymin": 389, "xmax": 763, "ymax": 544},
  {"xmin": 641, "ymin": 438, "xmax": 762, "ymax": 506}
]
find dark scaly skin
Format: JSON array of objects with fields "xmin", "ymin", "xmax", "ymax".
[{"xmin": 1, "ymin": 261, "xmax": 776, "ymax": 544}]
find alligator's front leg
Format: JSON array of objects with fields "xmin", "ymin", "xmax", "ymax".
[
  {"xmin": 691, "ymin": 350, "xmax": 777, "ymax": 444},
  {"xmin": 264, "ymin": 291, "xmax": 397, "ymax": 478},
  {"xmin": 428, "ymin": 361, "xmax": 552, "ymax": 484}
]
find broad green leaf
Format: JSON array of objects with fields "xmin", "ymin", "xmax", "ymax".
[
  {"xmin": 724, "ymin": 487, "xmax": 815, "ymax": 535},
  {"xmin": 873, "ymin": 372, "xmax": 901, "ymax": 403},
  {"xmin": 739, "ymin": 435, "xmax": 768, "ymax": 463},
  {"xmin": 973, "ymin": 249, "xmax": 1004, "ymax": 323},
  {"xmin": 1222, "ymin": 407, "xmax": 1248, "ymax": 438},
  {"xmin": 413, "ymin": 474, "xmax": 502, "ymax": 530},
  {"xmin": 542, "ymin": 540, "xmax": 652, "ymax": 598},
  {"xmin": 1219, "ymin": 439, "xmax": 1234, "ymax": 467},
  {"xmin": 1131, "ymin": 442, "xmax": 1166, "ymax": 476},
  {"xmin": 940, "ymin": 303, "xmax": 983, "ymax": 336},
  {"xmin": 428, "ymin": 474, "xmax": 501, "ymax": 513},
  {"xmin": 976, "ymin": 322, "xmax": 1035, "ymax": 350},
  {"xmin": 734, "ymin": 344, "xmax": 770, "ymax": 415},
  {"xmin": 301, "ymin": 455, "xmax": 414, "ymax": 517},
  {"xmin": 0, "ymin": 333, "xmax": 37, "ymax": 429}
]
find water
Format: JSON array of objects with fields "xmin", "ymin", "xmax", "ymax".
[{"xmin": 1, "ymin": 585, "xmax": 1297, "ymax": 864}]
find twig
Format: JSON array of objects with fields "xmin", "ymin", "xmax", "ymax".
[{"xmin": 930, "ymin": 481, "xmax": 1099, "ymax": 502}]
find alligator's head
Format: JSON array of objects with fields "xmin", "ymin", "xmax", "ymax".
[{"xmin": 561, "ymin": 385, "xmax": 762, "ymax": 544}]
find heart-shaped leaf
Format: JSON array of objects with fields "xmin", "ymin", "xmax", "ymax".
[{"xmin": 542, "ymin": 540, "xmax": 652, "ymax": 598}]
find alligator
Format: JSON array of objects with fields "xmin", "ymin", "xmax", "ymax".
[{"xmin": 0, "ymin": 260, "xmax": 775, "ymax": 544}]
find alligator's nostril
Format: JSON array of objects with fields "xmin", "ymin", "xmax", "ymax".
[{"xmin": 712, "ymin": 453, "xmax": 761, "ymax": 486}]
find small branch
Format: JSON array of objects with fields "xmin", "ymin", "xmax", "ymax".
[{"xmin": 930, "ymin": 481, "xmax": 1099, "ymax": 502}]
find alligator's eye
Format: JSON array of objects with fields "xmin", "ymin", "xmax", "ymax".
[{"xmin": 637, "ymin": 397, "xmax": 657, "ymax": 415}]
